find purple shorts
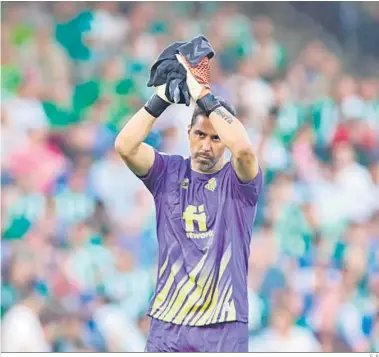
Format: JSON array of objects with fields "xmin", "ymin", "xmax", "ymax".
[{"xmin": 145, "ymin": 318, "xmax": 248, "ymax": 352}]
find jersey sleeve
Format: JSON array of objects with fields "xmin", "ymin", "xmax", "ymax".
[
  {"xmin": 230, "ymin": 165, "xmax": 264, "ymax": 206},
  {"xmin": 137, "ymin": 150, "xmax": 171, "ymax": 197}
]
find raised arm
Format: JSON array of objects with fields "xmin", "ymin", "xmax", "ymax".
[
  {"xmin": 114, "ymin": 86, "xmax": 170, "ymax": 177},
  {"xmin": 114, "ymin": 108, "xmax": 157, "ymax": 177},
  {"xmin": 208, "ymin": 107, "xmax": 259, "ymax": 182}
]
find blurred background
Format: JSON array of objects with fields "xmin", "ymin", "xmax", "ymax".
[{"xmin": 1, "ymin": 1, "xmax": 378, "ymax": 353}]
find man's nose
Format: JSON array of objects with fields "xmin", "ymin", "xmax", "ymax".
[{"xmin": 202, "ymin": 138, "xmax": 212, "ymax": 151}]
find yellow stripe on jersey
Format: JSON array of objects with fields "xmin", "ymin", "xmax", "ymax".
[
  {"xmin": 158, "ymin": 245, "xmax": 176, "ymax": 279},
  {"xmin": 172, "ymin": 262, "xmax": 215, "ymax": 324},
  {"xmin": 158, "ymin": 256, "xmax": 169, "ymax": 279},
  {"xmin": 153, "ymin": 270, "xmax": 188, "ymax": 320},
  {"xmin": 155, "ymin": 255, "xmax": 209, "ymax": 321},
  {"xmin": 156, "ymin": 255, "xmax": 208, "ymax": 320},
  {"xmin": 151, "ymin": 256, "xmax": 184, "ymax": 314},
  {"xmin": 207, "ymin": 279, "xmax": 231, "ymax": 324},
  {"xmin": 160, "ymin": 253, "xmax": 208, "ymax": 322},
  {"xmin": 213, "ymin": 284, "xmax": 233, "ymax": 324},
  {"xmin": 190, "ymin": 244, "xmax": 232, "ymax": 326},
  {"xmin": 187, "ymin": 268, "xmax": 218, "ymax": 326},
  {"xmin": 181, "ymin": 265, "xmax": 216, "ymax": 325}
]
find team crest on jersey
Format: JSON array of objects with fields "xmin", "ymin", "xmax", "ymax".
[
  {"xmin": 205, "ymin": 178, "xmax": 217, "ymax": 192},
  {"xmin": 181, "ymin": 178, "xmax": 189, "ymax": 189}
]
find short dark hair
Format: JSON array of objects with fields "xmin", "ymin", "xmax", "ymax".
[{"xmin": 190, "ymin": 97, "xmax": 237, "ymax": 127}]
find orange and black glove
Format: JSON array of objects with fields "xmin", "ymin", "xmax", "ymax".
[{"xmin": 176, "ymin": 53, "xmax": 221, "ymax": 116}]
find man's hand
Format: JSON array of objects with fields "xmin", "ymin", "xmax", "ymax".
[{"xmin": 176, "ymin": 54, "xmax": 211, "ymax": 101}]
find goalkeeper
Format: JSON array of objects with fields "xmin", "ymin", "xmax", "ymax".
[{"xmin": 115, "ymin": 41, "xmax": 263, "ymax": 352}]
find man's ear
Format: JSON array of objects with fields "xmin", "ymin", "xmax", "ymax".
[{"xmin": 187, "ymin": 125, "xmax": 191, "ymax": 137}]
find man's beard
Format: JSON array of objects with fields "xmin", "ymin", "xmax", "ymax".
[{"xmin": 195, "ymin": 153, "xmax": 217, "ymax": 172}]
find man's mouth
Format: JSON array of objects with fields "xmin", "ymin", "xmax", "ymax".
[{"xmin": 198, "ymin": 155, "xmax": 210, "ymax": 160}]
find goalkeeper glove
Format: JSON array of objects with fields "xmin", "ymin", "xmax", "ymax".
[{"xmin": 176, "ymin": 54, "xmax": 221, "ymax": 116}]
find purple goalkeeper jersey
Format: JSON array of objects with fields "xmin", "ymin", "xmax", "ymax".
[{"xmin": 139, "ymin": 151, "xmax": 263, "ymax": 326}]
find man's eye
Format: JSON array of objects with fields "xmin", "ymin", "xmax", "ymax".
[
  {"xmin": 198, "ymin": 133, "xmax": 205, "ymax": 138},
  {"xmin": 212, "ymin": 136, "xmax": 220, "ymax": 142}
]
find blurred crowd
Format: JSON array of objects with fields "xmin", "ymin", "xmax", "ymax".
[{"xmin": 1, "ymin": 2, "xmax": 378, "ymax": 353}]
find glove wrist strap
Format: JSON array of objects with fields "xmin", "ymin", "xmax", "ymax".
[
  {"xmin": 196, "ymin": 93, "xmax": 221, "ymax": 117},
  {"xmin": 144, "ymin": 94, "xmax": 170, "ymax": 118}
]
